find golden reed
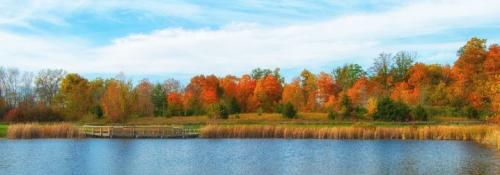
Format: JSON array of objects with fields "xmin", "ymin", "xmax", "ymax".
[
  {"xmin": 7, "ymin": 123, "xmax": 83, "ymax": 139},
  {"xmin": 201, "ymin": 125, "xmax": 499, "ymax": 149}
]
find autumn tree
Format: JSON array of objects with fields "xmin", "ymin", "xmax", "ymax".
[
  {"xmin": 133, "ymin": 80, "xmax": 154, "ymax": 117},
  {"xmin": 451, "ymin": 37, "xmax": 488, "ymax": 109},
  {"xmin": 347, "ymin": 76, "xmax": 369, "ymax": 106},
  {"xmin": 166, "ymin": 92, "xmax": 184, "ymax": 116},
  {"xmin": 60, "ymin": 73, "xmax": 91, "ymax": 120},
  {"xmin": 220, "ymin": 75, "xmax": 238, "ymax": 100},
  {"xmin": 300, "ymin": 69, "xmax": 318, "ymax": 111},
  {"xmin": 316, "ymin": 72, "xmax": 339, "ymax": 109},
  {"xmin": 101, "ymin": 79, "xmax": 131, "ymax": 122},
  {"xmin": 236, "ymin": 75, "xmax": 256, "ymax": 112},
  {"xmin": 282, "ymin": 79, "xmax": 305, "ymax": 111},
  {"xmin": 253, "ymin": 75, "xmax": 282, "ymax": 112},
  {"xmin": 89, "ymin": 78, "xmax": 105, "ymax": 118},
  {"xmin": 484, "ymin": 44, "xmax": 500, "ymax": 115},
  {"xmin": 391, "ymin": 82, "xmax": 420, "ymax": 105},
  {"xmin": 184, "ymin": 75, "xmax": 221, "ymax": 115}
]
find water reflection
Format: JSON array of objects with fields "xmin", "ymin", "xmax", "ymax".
[{"xmin": 0, "ymin": 139, "xmax": 498, "ymax": 175}]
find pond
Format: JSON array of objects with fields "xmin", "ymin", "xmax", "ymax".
[{"xmin": 0, "ymin": 139, "xmax": 498, "ymax": 175}]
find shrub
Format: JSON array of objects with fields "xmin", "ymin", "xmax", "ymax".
[
  {"xmin": 91, "ymin": 105, "xmax": 104, "ymax": 119},
  {"xmin": 327, "ymin": 110, "xmax": 338, "ymax": 120},
  {"xmin": 227, "ymin": 97, "xmax": 241, "ymax": 115},
  {"xmin": 354, "ymin": 107, "xmax": 368, "ymax": 119},
  {"xmin": 339, "ymin": 94, "xmax": 355, "ymax": 120},
  {"xmin": 412, "ymin": 105, "xmax": 428, "ymax": 121},
  {"xmin": 4, "ymin": 104, "xmax": 63, "ymax": 123},
  {"xmin": 466, "ymin": 106, "xmax": 479, "ymax": 120},
  {"xmin": 373, "ymin": 97, "xmax": 411, "ymax": 121},
  {"xmin": 281, "ymin": 102, "xmax": 297, "ymax": 119},
  {"xmin": 207, "ymin": 103, "xmax": 229, "ymax": 119}
]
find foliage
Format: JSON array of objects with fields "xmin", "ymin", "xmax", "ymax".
[
  {"xmin": 327, "ymin": 110, "xmax": 338, "ymax": 120},
  {"xmin": 281, "ymin": 102, "xmax": 297, "ymax": 119},
  {"xmin": 373, "ymin": 97, "xmax": 411, "ymax": 121},
  {"xmin": 226, "ymin": 97, "xmax": 241, "ymax": 115},
  {"xmin": 0, "ymin": 37, "xmax": 498, "ymax": 122},
  {"xmin": 466, "ymin": 106, "xmax": 479, "ymax": 120},
  {"xmin": 60, "ymin": 73, "xmax": 91, "ymax": 120},
  {"xmin": 101, "ymin": 80, "xmax": 131, "ymax": 123},
  {"xmin": 151, "ymin": 83, "xmax": 167, "ymax": 117},
  {"xmin": 333, "ymin": 64, "xmax": 366, "ymax": 90},
  {"xmin": 4, "ymin": 103, "xmax": 63, "ymax": 122},
  {"xmin": 339, "ymin": 94, "xmax": 354, "ymax": 119},
  {"xmin": 391, "ymin": 51, "xmax": 415, "ymax": 82},
  {"xmin": 281, "ymin": 80, "xmax": 305, "ymax": 111},
  {"xmin": 411, "ymin": 105, "xmax": 428, "ymax": 121},
  {"xmin": 207, "ymin": 103, "xmax": 229, "ymax": 119}
]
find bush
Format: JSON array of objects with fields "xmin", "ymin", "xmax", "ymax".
[
  {"xmin": 373, "ymin": 97, "xmax": 411, "ymax": 121},
  {"xmin": 340, "ymin": 94, "xmax": 353, "ymax": 119},
  {"xmin": 327, "ymin": 110, "xmax": 338, "ymax": 120},
  {"xmin": 4, "ymin": 103, "xmax": 63, "ymax": 123},
  {"xmin": 207, "ymin": 103, "xmax": 229, "ymax": 119},
  {"xmin": 91, "ymin": 105, "xmax": 104, "ymax": 119},
  {"xmin": 354, "ymin": 107, "xmax": 368, "ymax": 119},
  {"xmin": 227, "ymin": 97, "xmax": 241, "ymax": 115},
  {"xmin": 281, "ymin": 102, "xmax": 297, "ymax": 119},
  {"xmin": 466, "ymin": 106, "xmax": 479, "ymax": 120},
  {"xmin": 412, "ymin": 105, "xmax": 428, "ymax": 121}
]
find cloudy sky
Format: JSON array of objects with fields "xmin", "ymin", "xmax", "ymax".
[{"xmin": 1, "ymin": 0, "xmax": 499, "ymax": 82}]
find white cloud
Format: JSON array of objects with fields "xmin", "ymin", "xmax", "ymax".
[
  {"xmin": 0, "ymin": 0, "xmax": 200, "ymax": 26},
  {"xmin": 0, "ymin": 0, "xmax": 499, "ymax": 78}
]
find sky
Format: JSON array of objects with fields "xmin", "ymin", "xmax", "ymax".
[{"xmin": 1, "ymin": 0, "xmax": 500, "ymax": 83}]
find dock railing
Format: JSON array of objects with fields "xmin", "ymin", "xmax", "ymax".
[{"xmin": 80, "ymin": 125, "xmax": 199, "ymax": 138}]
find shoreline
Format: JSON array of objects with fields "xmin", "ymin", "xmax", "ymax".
[{"xmin": 3, "ymin": 123, "xmax": 498, "ymax": 150}]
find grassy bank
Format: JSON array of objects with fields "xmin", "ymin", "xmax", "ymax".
[
  {"xmin": 200, "ymin": 125, "xmax": 499, "ymax": 150},
  {"xmin": 0, "ymin": 123, "xmax": 7, "ymax": 137},
  {"xmin": 7, "ymin": 123, "xmax": 83, "ymax": 139},
  {"xmin": 82, "ymin": 113, "xmax": 479, "ymax": 126}
]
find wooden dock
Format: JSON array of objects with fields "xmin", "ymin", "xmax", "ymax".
[{"xmin": 80, "ymin": 125, "xmax": 199, "ymax": 138}]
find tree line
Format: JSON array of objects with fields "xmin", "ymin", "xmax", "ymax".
[{"xmin": 0, "ymin": 37, "xmax": 498, "ymax": 122}]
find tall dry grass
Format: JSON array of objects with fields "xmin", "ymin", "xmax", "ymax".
[
  {"xmin": 201, "ymin": 125, "xmax": 499, "ymax": 149},
  {"xmin": 7, "ymin": 123, "xmax": 83, "ymax": 139}
]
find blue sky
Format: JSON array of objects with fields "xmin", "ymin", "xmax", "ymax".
[{"xmin": 1, "ymin": 0, "xmax": 499, "ymax": 83}]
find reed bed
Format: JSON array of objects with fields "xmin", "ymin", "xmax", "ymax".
[
  {"xmin": 201, "ymin": 125, "xmax": 499, "ymax": 149},
  {"xmin": 7, "ymin": 123, "xmax": 83, "ymax": 139}
]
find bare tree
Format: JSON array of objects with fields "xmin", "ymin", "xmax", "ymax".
[{"xmin": 35, "ymin": 69, "xmax": 66, "ymax": 106}]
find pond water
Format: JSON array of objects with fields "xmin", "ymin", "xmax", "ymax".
[{"xmin": 0, "ymin": 139, "xmax": 498, "ymax": 175}]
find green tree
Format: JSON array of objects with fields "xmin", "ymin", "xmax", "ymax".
[
  {"xmin": 227, "ymin": 97, "xmax": 241, "ymax": 114},
  {"xmin": 339, "ymin": 93, "xmax": 354, "ymax": 120},
  {"xmin": 151, "ymin": 83, "xmax": 167, "ymax": 117},
  {"xmin": 391, "ymin": 51, "xmax": 415, "ymax": 82},
  {"xmin": 373, "ymin": 97, "xmax": 411, "ymax": 121},
  {"xmin": 281, "ymin": 102, "xmax": 297, "ymax": 119},
  {"xmin": 251, "ymin": 68, "xmax": 272, "ymax": 80},
  {"xmin": 371, "ymin": 53, "xmax": 392, "ymax": 91},
  {"xmin": 333, "ymin": 64, "xmax": 366, "ymax": 90}
]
